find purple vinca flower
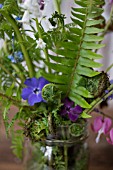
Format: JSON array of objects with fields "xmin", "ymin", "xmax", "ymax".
[
  {"xmin": 21, "ymin": 77, "xmax": 49, "ymax": 106},
  {"xmin": 106, "ymin": 128, "xmax": 113, "ymax": 145},
  {"xmin": 60, "ymin": 98, "xmax": 82, "ymax": 122},
  {"xmin": 91, "ymin": 116, "xmax": 112, "ymax": 143}
]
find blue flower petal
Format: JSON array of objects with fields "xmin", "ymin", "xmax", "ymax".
[
  {"xmin": 24, "ymin": 77, "xmax": 39, "ymax": 87},
  {"xmin": 21, "ymin": 87, "xmax": 33, "ymax": 100},
  {"xmin": 38, "ymin": 77, "xmax": 49, "ymax": 90},
  {"xmin": 28, "ymin": 93, "xmax": 43, "ymax": 106}
]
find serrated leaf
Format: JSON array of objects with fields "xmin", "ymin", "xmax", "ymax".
[
  {"xmin": 71, "ymin": 86, "xmax": 93, "ymax": 98},
  {"xmin": 49, "ymin": 55, "xmax": 74, "ymax": 66},
  {"xmin": 55, "ymin": 49, "xmax": 77, "ymax": 58},
  {"xmin": 79, "ymin": 57, "xmax": 103, "ymax": 68},
  {"xmin": 69, "ymin": 27, "xmax": 82, "ymax": 36},
  {"xmin": 57, "ymin": 41, "xmax": 78, "ymax": 50},
  {"xmin": 72, "ymin": 7, "xmax": 87, "ymax": 14},
  {"xmin": 71, "ymin": 17, "xmax": 84, "ymax": 28},
  {"xmin": 71, "ymin": 11, "xmax": 85, "ymax": 21},
  {"xmin": 69, "ymin": 92, "xmax": 91, "ymax": 108},
  {"xmin": 84, "ymin": 35, "xmax": 103, "ymax": 42},
  {"xmin": 82, "ymin": 42, "xmax": 105, "ymax": 49},
  {"xmin": 44, "ymin": 61, "xmax": 72, "ymax": 74},
  {"xmin": 66, "ymin": 33, "xmax": 80, "ymax": 43},
  {"xmin": 75, "ymin": 0, "xmax": 87, "ymax": 7},
  {"xmin": 88, "ymin": 11, "xmax": 103, "ymax": 19},
  {"xmin": 80, "ymin": 50, "xmax": 103, "ymax": 59},
  {"xmin": 41, "ymin": 71, "xmax": 68, "ymax": 84},
  {"xmin": 76, "ymin": 65, "xmax": 101, "ymax": 77},
  {"xmin": 86, "ymin": 19, "xmax": 103, "ymax": 26},
  {"xmin": 85, "ymin": 27, "xmax": 104, "ymax": 34}
]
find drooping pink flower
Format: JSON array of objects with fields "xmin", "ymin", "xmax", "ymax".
[
  {"xmin": 106, "ymin": 128, "xmax": 113, "ymax": 145},
  {"xmin": 91, "ymin": 116, "xmax": 112, "ymax": 143}
]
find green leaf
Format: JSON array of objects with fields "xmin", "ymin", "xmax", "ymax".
[
  {"xmin": 86, "ymin": 19, "xmax": 103, "ymax": 26},
  {"xmin": 69, "ymin": 92, "xmax": 91, "ymax": 108},
  {"xmin": 81, "ymin": 112, "xmax": 92, "ymax": 118},
  {"xmin": 84, "ymin": 34, "xmax": 103, "ymax": 42},
  {"xmin": 49, "ymin": 55, "xmax": 74, "ymax": 66},
  {"xmin": 71, "ymin": 17, "xmax": 84, "ymax": 28},
  {"xmin": 79, "ymin": 57, "xmax": 103, "ymax": 68},
  {"xmin": 66, "ymin": 32, "xmax": 80, "ymax": 43},
  {"xmin": 6, "ymin": 82, "xmax": 15, "ymax": 96},
  {"xmin": 85, "ymin": 27, "xmax": 104, "ymax": 34},
  {"xmin": 57, "ymin": 41, "xmax": 78, "ymax": 50},
  {"xmin": 72, "ymin": 7, "xmax": 87, "ymax": 14},
  {"xmin": 75, "ymin": 0, "xmax": 87, "ymax": 7},
  {"xmin": 69, "ymin": 27, "xmax": 82, "ymax": 36},
  {"xmin": 71, "ymin": 86, "xmax": 93, "ymax": 98},
  {"xmin": 71, "ymin": 11, "xmax": 86, "ymax": 21},
  {"xmin": 82, "ymin": 42, "xmax": 105, "ymax": 49},
  {"xmin": 55, "ymin": 49, "xmax": 77, "ymax": 58},
  {"xmin": 44, "ymin": 61, "xmax": 72, "ymax": 74},
  {"xmin": 41, "ymin": 71, "xmax": 68, "ymax": 84},
  {"xmin": 80, "ymin": 50, "xmax": 103, "ymax": 59},
  {"xmin": 88, "ymin": 10, "xmax": 103, "ymax": 19},
  {"xmin": 76, "ymin": 65, "xmax": 101, "ymax": 77}
]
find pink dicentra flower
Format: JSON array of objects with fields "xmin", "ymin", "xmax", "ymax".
[
  {"xmin": 91, "ymin": 116, "xmax": 112, "ymax": 143},
  {"xmin": 106, "ymin": 128, "xmax": 113, "ymax": 145}
]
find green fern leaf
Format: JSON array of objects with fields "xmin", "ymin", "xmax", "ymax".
[{"xmin": 41, "ymin": 0, "xmax": 105, "ymax": 109}]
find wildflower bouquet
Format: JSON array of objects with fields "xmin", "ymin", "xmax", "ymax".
[{"xmin": 0, "ymin": 0, "xmax": 113, "ymax": 168}]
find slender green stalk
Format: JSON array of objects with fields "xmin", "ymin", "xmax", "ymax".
[
  {"xmin": 61, "ymin": 127, "xmax": 68, "ymax": 170},
  {"xmin": 53, "ymin": 0, "xmax": 61, "ymax": 14},
  {"xmin": 48, "ymin": 112, "xmax": 54, "ymax": 135},
  {"xmin": 35, "ymin": 18, "xmax": 51, "ymax": 73},
  {"xmin": 0, "ymin": 63, "xmax": 21, "ymax": 86},
  {"xmin": 102, "ymin": 5, "xmax": 113, "ymax": 36},
  {"xmin": 11, "ymin": 64, "xmax": 25, "ymax": 82},
  {"xmin": 94, "ymin": 109, "xmax": 113, "ymax": 120},
  {"xmin": 64, "ymin": 145, "xmax": 68, "ymax": 170},
  {"xmin": 0, "ymin": 92, "xmax": 22, "ymax": 107},
  {"xmin": 106, "ymin": 63, "xmax": 113, "ymax": 72},
  {"xmin": 1, "ymin": 12, "xmax": 35, "ymax": 77}
]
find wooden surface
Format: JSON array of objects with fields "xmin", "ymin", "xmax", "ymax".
[{"xmin": 0, "ymin": 105, "xmax": 113, "ymax": 170}]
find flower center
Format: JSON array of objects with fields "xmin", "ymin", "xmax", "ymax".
[{"xmin": 33, "ymin": 88, "xmax": 39, "ymax": 94}]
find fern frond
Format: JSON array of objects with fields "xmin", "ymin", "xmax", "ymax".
[{"xmin": 41, "ymin": 0, "xmax": 105, "ymax": 108}]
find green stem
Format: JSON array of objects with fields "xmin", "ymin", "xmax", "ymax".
[
  {"xmin": 102, "ymin": 5, "xmax": 113, "ymax": 36},
  {"xmin": 0, "ymin": 92, "xmax": 22, "ymax": 107},
  {"xmin": 106, "ymin": 63, "xmax": 113, "ymax": 72},
  {"xmin": 64, "ymin": 145, "xmax": 68, "ymax": 170},
  {"xmin": 48, "ymin": 112, "xmax": 54, "ymax": 135},
  {"xmin": 1, "ymin": 12, "xmax": 35, "ymax": 78},
  {"xmin": 84, "ymin": 84, "xmax": 113, "ymax": 114},
  {"xmin": 0, "ymin": 63, "xmax": 21, "ymax": 86},
  {"xmin": 53, "ymin": 0, "xmax": 61, "ymax": 14},
  {"xmin": 35, "ymin": 18, "xmax": 51, "ymax": 73},
  {"xmin": 94, "ymin": 108, "xmax": 113, "ymax": 120},
  {"xmin": 11, "ymin": 64, "xmax": 25, "ymax": 82}
]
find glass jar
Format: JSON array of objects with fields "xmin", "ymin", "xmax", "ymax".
[{"xmin": 26, "ymin": 124, "xmax": 89, "ymax": 170}]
